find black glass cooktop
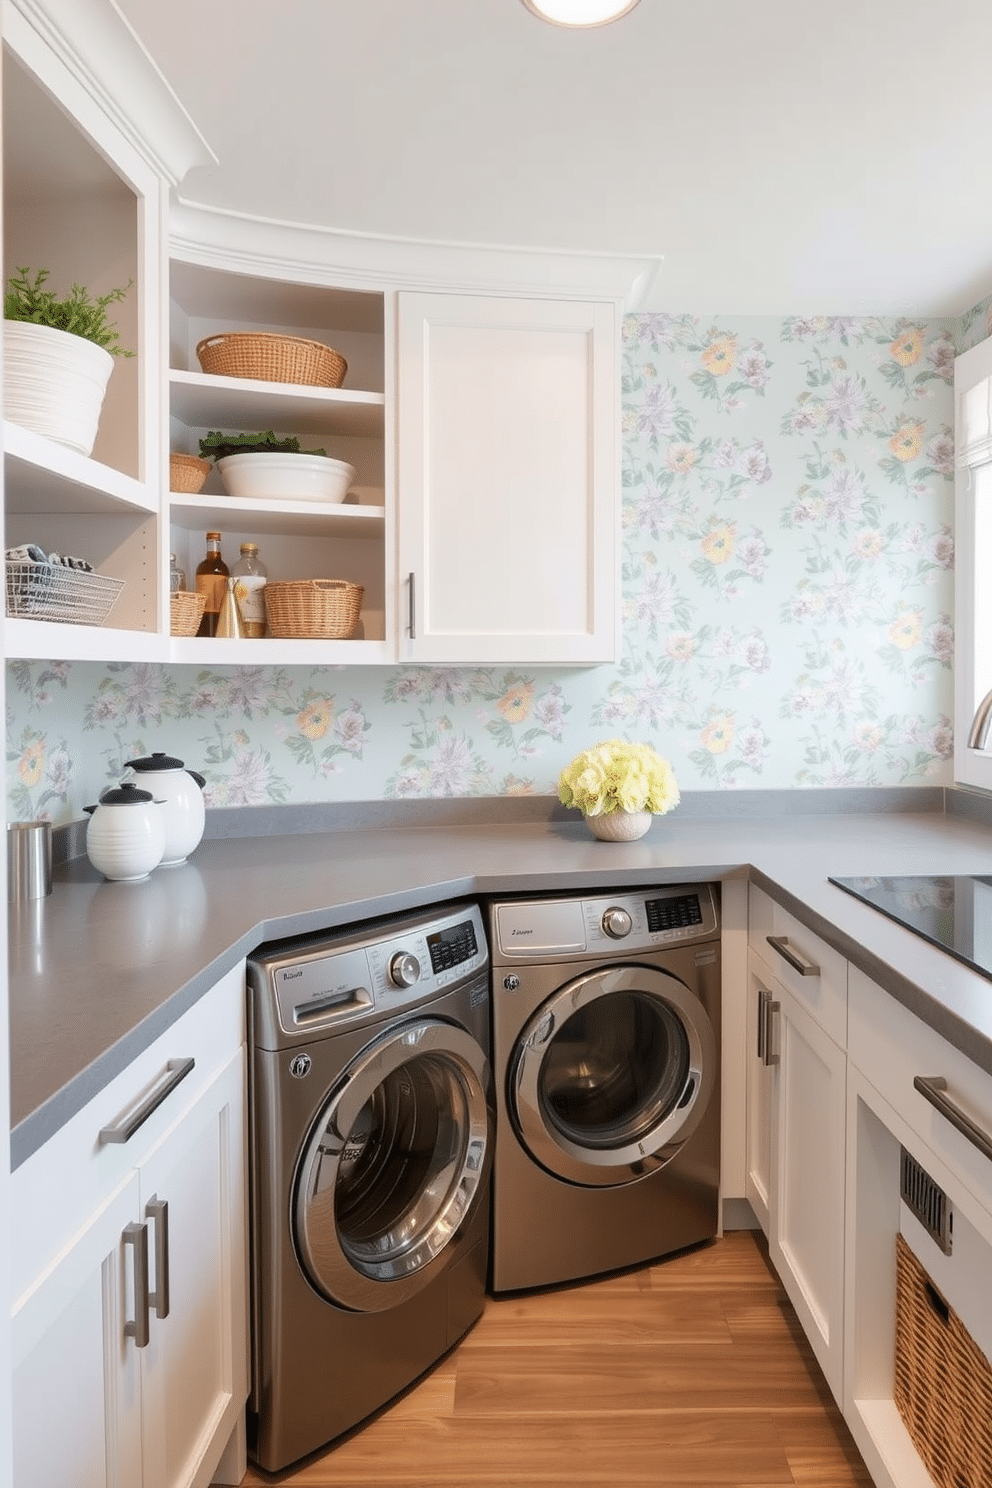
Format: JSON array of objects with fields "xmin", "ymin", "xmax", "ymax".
[{"xmin": 830, "ymin": 875, "xmax": 992, "ymax": 981}]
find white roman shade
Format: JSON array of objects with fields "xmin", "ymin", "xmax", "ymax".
[{"xmin": 957, "ymin": 373, "xmax": 992, "ymax": 468}]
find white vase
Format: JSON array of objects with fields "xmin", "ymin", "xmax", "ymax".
[
  {"xmin": 4, "ymin": 319, "xmax": 114, "ymax": 456},
  {"xmin": 584, "ymin": 809, "xmax": 652, "ymax": 842}
]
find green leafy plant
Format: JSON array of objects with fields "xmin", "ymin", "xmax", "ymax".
[
  {"xmin": 4, "ymin": 267, "xmax": 135, "ymax": 356},
  {"xmin": 199, "ymin": 429, "xmax": 328, "ymax": 461},
  {"xmin": 558, "ymin": 739, "xmax": 681, "ymax": 817}
]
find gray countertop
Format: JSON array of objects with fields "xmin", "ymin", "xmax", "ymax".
[{"xmin": 11, "ymin": 799, "xmax": 992, "ymax": 1169}]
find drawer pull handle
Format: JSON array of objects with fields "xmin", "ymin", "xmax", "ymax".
[
  {"xmin": 766, "ymin": 935, "xmax": 820, "ymax": 978},
  {"xmin": 123, "ymin": 1220, "xmax": 150, "ymax": 1349},
  {"xmin": 146, "ymin": 1196, "xmax": 170, "ymax": 1320},
  {"xmin": 99, "ymin": 1057, "xmax": 195, "ymax": 1145},
  {"xmin": 914, "ymin": 1075, "xmax": 992, "ymax": 1164}
]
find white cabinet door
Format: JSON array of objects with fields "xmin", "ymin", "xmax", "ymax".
[
  {"xmin": 11, "ymin": 1174, "xmax": 144, "ymax": 1488},
  {"xmin": 769, "ymin": 979, "xmax": 847, "ymax": 1405},
  {"xmin": 11, "ymin": 1052, "xmax": 247, "ymax": 1488},
  {"xmin": 397, "ymin": 291, "xmax": 619, "ymax": 665},
  {"xmin": 139, "ymin": 1050, "xmax": 247, "ymax": 1488}
]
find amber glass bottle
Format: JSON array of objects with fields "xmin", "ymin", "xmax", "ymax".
[{"xmin": 195, "ymin": 531, "xmax": 228, "ymax": 637}]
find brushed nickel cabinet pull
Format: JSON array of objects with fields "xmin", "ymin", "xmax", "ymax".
[
  {"xmin": 408, "ymin": 571, "xmax": 416, "ymax": 639},
  {"xmin": 756, "ymin": 986, "xmax": 766, "ymax": 1061},
  {"xmin": 146, "ymin": 1196, "xmax": 170, "ymax": 1320},
  {"xmin": 99, "ymin": 1057, "xmax": 195, "ymax": 1145},
  {"xmin": 123, "ymin": 1220, "xmax": 150, "ymax": 1349},
  {"xmin": 763, "ymin": 993, "xmax": 780, "ymax": 1067},
  {"xmin": 767, "ymin": 934, "xmax": 820, "ymax": 978},
  {"xmin": 914, "ymin": 1075, "xmax": 992, "ymax": 1164}
]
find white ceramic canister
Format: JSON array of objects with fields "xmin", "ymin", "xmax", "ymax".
[
  {"xmin": 123, "ymin": 752, "xmax": 206, "ymax": 866},
  {"xmin": 85, "ymin": 784, "xmax": 165, "ymax": 882}
]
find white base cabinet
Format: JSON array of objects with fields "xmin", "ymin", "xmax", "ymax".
[
  {"xmin": 10, "ymin": 966, "xmax": 248, "ymax": 1488},
  {"xmin": 844, "ymin": 968, "xmax": 992, "ymax": 1488},
  {"xmin": 746, "ymin": 944, "xmax": 847, "ymax": 1404}
]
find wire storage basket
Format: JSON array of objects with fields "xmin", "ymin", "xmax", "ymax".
[
  {"xmin": 195, "ymin": 332, "xmax": 347, "ymax": 389},
  {"xmin": 894, "ymin": 1232, "xmax": 992, "ymax": 1488},
  {"xmin": 170, "ymin": 590, "xmax": 207, "ymax": 636},
  {"xmin": 6, "ymin": 562, "xmax": 124, "ymax": 625},
  {"xmin": 264, "ymin": 580, "xmax": 364, "ymax": 639}
]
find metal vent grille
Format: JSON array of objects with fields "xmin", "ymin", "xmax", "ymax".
[{"xmin": 900, "ymin": 1146, "xmax": 953, "ymax": 1255}]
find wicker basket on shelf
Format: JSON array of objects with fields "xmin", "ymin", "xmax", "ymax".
[
  {"xmin": 195, "ymin": 332, "xmax": 347, "ymax": 389},
  {"xmin": 264, "ymin": 580, "xmax": 364, "ymax": 640},
  {"xmin": 170, "ymin": 590, "xmax": 207, "ymax": 636},
  {"xmin": 170, "ymin": 452, "xmax": 211, "ymax": 494},
  {"xmin": 894, "ymin": 1232, "xmax": 992, "ymax": 1488}
]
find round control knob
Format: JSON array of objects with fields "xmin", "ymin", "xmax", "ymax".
[
  {"xmin": 602, "ymin": 907, "xmax": 632, "ymax": 940},
  {"xmin": 388, "ymin": 951, "xmax": 421, "ymax": 988}
]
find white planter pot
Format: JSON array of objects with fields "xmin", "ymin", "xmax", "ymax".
[
  {"xmin": 3, "ymin": 319, "xmax": 114, "ymax": 456},
  {"xmin": 584, "ymin": 809, "xmax": 653, "ymax": 841}
]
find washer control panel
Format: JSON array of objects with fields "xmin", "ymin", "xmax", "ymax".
[
  {"xmin": 491, "ymin": 884, "xmax": 718, "ymax": 961},
  {"xmin": 248, "ymin": 901, "xmax": 488, "ymax": 1043}
]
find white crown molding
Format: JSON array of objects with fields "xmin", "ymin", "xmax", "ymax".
[
  {"xmin": 6, "ymin": 0, "xmax": 216, "ymax": 184},
  {"xmin": 170, "ymin": 198, "xmax": 663, "ymax": 311}
]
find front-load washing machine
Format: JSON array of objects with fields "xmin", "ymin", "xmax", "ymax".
[
  {"xmin": 247, "ymin": 900, "xmax": 493, "ymax": 1471},
  {"xmin": 488, "ymin": 883, "xmax": 720, "ymax": 1293}
]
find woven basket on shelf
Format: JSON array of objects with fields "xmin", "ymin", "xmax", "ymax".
[
  {"xmin": 169, "ymin": 452, "xmax": 211, "ymax": 494},
  {"xmin": 195, "ymin": 332, "xmax": 347, "ymax": 389},
  {"xmin": 170, "ymin": 590, "xmax": 207, "ymax": 636},
  {"xmin": 894, "ymin": 1232, "xmax": 992, "ymax": 1488},
  {"xmin": 264, "ymin": 580, "xmax": 364, "ymax": 640}
]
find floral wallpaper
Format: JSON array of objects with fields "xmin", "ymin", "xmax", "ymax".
[{"xmin": 8, "ymin": 292, "xmax": 992, "ymax": 826}]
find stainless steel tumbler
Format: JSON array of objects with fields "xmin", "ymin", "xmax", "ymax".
[{"xmin": 7, "ymin": 820, "xmax": 53, "ymax": 901}]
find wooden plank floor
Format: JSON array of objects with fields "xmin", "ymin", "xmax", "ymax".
[{"xmin": 241, "ymin": 1230, "xmax": 873, "ymax": 1488}]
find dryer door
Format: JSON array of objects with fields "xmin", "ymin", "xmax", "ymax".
[
  {"xmin": 294, "ymin": 1019, "xmax": 491, "ymax": 1312},
  {"xmin": 509, "ymin": 963, "xmax": 715, "ymax": 1187}
]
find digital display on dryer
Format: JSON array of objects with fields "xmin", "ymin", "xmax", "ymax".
[
  {"xmin": 645, "ymin": 894, "xmax": 703, "ymax": 932},
  {"xmin": 426, "ymin": 919, "xmax": 479, "ymax": 973}
]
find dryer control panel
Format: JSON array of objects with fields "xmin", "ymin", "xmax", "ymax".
[
  {"xmin": 491, "ymin": 883, "xmax": 719, "ymax": 962},
  {"xmin": 248, "ymin": 901, "xmax": 488, "ymax": 1046}
]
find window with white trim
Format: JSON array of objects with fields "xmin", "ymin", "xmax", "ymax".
[{"xmin": 954, "ymin": 335, "xmax": 992, "ymax": 791}]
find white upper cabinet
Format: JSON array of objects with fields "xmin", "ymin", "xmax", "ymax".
[
  {"xmin": 2, "ymin": 0, "xmax": 211, "ymax": 662},
  {"xmin": 165, "ymin": 250, "xmax": 392, "ymax": 664},
  {"xmin": 396, "ymin": 291, "xmax": 619, "ymax": 666},
  {"xmin": 2, "ymin": 2, "xmax": 650, "ymax": 669}
]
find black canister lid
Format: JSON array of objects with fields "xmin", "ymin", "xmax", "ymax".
[
  {"xmin": 126, "ymin": 751, "xmax": 184, "ymax": 772},
  {"xmin": 89, "ymin": 783, "xmax": 155, "ymax": 808}
]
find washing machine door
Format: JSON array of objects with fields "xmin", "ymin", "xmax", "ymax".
[
  {"xmin": 294, "ymin": 1018, "xmax": 491, "ymax": 1313},
  {"xmin": 509, "ymin": 963, "xmax": 715, "ymax": 1187}
]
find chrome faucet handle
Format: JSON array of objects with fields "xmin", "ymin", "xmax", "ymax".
[{"xmin": 968, "ymin": 687, "xmax": 992, "ymax": 750}]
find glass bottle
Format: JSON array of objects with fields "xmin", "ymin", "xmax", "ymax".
[
  {"xmin": 195, "ymin": 531, "xmax": 228, "ymax": 637},
  {"xmin": 169, "ymin": 553, "xmax": 186, "ymax": 593},
  {"xmin": 231, "ymin": 541, "xmax": 268, "ymax": 638}
]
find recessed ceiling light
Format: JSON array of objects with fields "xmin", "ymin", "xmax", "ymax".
[{"xmin": 520, "ymin": 0, "xmax": 642, "ymax": 27}]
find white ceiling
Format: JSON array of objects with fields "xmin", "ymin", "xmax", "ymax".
[{"xmin": 117, "ymin": 0, "xmax": 992, "ymax": 318}]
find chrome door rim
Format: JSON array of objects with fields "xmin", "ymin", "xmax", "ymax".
[
  {"xmin": 294, "ymin": 1019, "xmax": 491, "ymax": 1312},
  {"xmin": 510, "ymin": 963, "xmax": 714, "ymax": 1186}
]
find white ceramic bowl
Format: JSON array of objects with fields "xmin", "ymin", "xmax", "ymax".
[{"xmin": 216, "ymin": 452, "xmax": 356, "ymax": 504}]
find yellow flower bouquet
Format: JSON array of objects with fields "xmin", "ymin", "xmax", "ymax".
[{"xmin": 557, "ymin": 739, "xmax": 680, "ymax": 823}]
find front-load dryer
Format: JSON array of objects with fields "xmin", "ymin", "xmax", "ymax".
[
  {"xmin": 488, "ymin": 884, "xmax": 721, "ymax": 1293},
  {"xmin": 247, "ymin": 901, "xmax": 493, "ymax": 1471}
]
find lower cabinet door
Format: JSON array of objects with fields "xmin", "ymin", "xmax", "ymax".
[
  {"xmin": 11, "ymin": 1173, "xmax": 144, "ymax": 1488},
  {"xmin": 138, "ymin": 1048, "xmax": 248, "ymax": 1488},
  {"xmin": 769, "ymin": 981, "xmax": 847, "ymax": 1404}
]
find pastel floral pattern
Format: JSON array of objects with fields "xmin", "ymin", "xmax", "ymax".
[{"xmin": 10, "ymin": 287, "xmax": 992, "ymax": 824}]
